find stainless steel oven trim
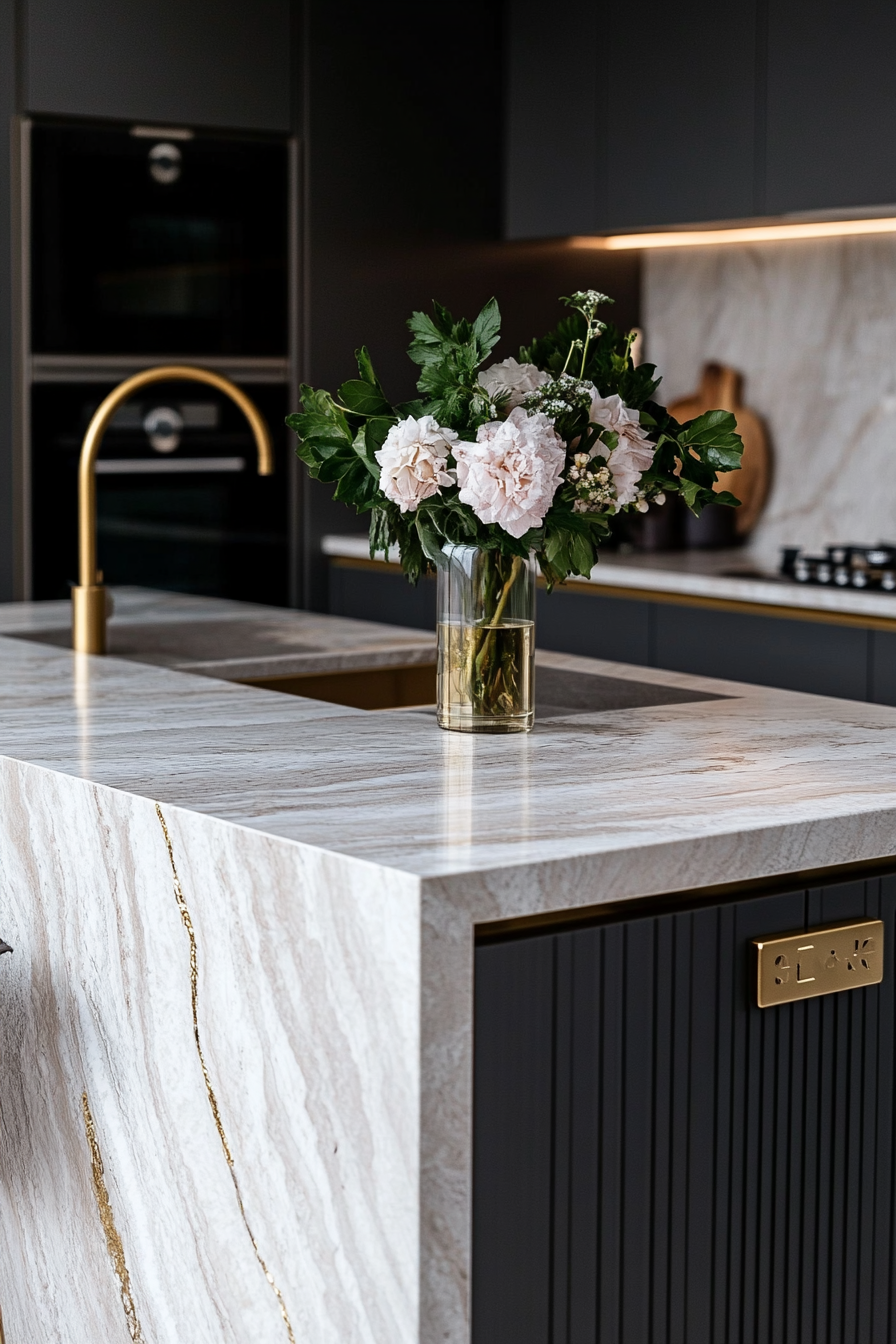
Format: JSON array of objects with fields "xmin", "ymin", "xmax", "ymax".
[
  {"xmin": 287, "ymin": 132, "xmax": 302, "ymax": 609},
  {"xmin": 31, "ymin": 355, "xmax": 291, "ymax": 384},
  {"xmin": 11, "ymin": 115, "xmax": 30, "ymax": 600}
]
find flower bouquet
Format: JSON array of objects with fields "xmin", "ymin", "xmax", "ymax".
[{"xmin": 287, "ymin": 291, "xmax": 743, "ymax": 732}]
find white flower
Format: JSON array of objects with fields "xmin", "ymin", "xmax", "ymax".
[
  {"xmin": 477, "ymin": 358, "xmax": 550, "ymax": 410},
  {"xmin": 454, "ymin": 407, "xmax": 565, "ymax": 538},
  {"xmin": 587, "ymin": 389, "xmax": 656, "ymax": 508},
  {"xmin": 374, "ymin": 415, "xmax": 456, "ymax": 513}
]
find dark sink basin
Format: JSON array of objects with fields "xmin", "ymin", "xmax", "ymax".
[{"xmin": 534, "ymin": 665, "xmax": 730, "ymax": 718}]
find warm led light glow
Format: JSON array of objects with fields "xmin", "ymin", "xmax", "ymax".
[{"xmin": 570, "ymin": 216, "xmax": 896, "ymax": 250}]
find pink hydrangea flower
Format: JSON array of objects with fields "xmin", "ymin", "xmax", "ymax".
[
  {"xmin": 454, "ymin": 407, "xmax": 566, "ymax": 538},
  {"xmin": 588, "ymin": 391, "xmax": 656, "ymax": 507},
  {"xmin": 375, "ymin": 415, "xmax": 456, "ymax": 513}
]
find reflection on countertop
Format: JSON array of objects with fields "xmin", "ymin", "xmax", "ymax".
[{"xmin": 0, "ymin": 586, "xmax": 436, "ymax": 681}]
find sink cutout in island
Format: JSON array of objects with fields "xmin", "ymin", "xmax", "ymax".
[{"xmin": 249, "ymin": 664, "xmax": 732, "ymax": 716}]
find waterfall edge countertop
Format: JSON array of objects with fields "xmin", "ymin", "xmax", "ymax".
[
  {"xmin": 3, "ymin": 597, "xmax": 896, "ymax": 1343},
  {"xmin": 323, "ymin": 532, "xmax": 896, "ymax": 624}
]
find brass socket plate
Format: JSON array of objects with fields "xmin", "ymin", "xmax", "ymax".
[{"xmin": 754, "ymin": 920, "xmax": 883, "ymax": 1008}]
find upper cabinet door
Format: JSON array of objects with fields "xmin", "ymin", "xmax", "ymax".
[
  {"xmin": 764, "ymin": 0, "xmax": 896, "ymax": 215},
  {"xmin": 505, "ymin": 0, "xmax": 602, "ymax": 238},
  {"xmin": 25, "ymin": 0, "xmax": 292, "ymax": 132},
  {"xmin": 505, "ymin": 0, "xmax": 759, "ymax": 238},
  {"xmin": 599, "ymin": 0, "xmax": 759, "ymax": 231}
]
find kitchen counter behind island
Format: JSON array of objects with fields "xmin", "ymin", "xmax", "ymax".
[{"xmin": 2, "ymin": 617, "xmax": 896, "ymax": 1342}]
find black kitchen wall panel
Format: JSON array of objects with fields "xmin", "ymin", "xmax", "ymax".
[
  {"xmin": 0, "ymin": 0, "xmax": 14, "ymax": 602},
  {"xmin": 764, "ymin": 0, "xmax": 896, "ymax": 215},
  {"xmin": 25, "ymin": 0, "xmax": 291, "ymax": 130},
  {"xmin": 473, "ymin": 874, "xmax": 896, "ymax": 1344}
]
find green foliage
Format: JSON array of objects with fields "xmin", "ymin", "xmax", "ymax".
[
  {"xmin": 406, "ymin": 297, "xmax": 501, "ymax": 434},
  {"xmin": 286, "ymin": 294, "xmax": 745, "ymax": 587}
]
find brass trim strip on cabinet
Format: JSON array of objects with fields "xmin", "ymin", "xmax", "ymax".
[
  {"xmin": 475, "ymin": 853, "xmax": 896, "ymax": 942},
  {"xmin": 553, "ymin": 576, "xmax": 896, "ymax": 632},
  {"xmin": 154, "ymin": 804, "xmax": 296, "ymax": 1344}
]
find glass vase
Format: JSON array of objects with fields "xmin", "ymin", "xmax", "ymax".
[{"xmin": 437, "ymin": 543, "xmax": 535, "ymax": 733}]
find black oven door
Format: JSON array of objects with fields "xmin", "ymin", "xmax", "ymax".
[
  {"xmin": 31, "ymin": 120, "xmax": 289, "ymax": 356},
  {"xmin": 31, "ymin": 382, "xmax": 290, "ymax": 604}
]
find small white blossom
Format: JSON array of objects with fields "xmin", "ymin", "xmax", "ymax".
[
  {"xmin": 454, "ymin": 407, "xmax": 565, "ymax": 538},
  {"xmin": 374, "ymin": 414, "xmax": 456, "ymax": 513},
  {"xmin": 477, "ymin": 358, "xmax": 550, "ymax": 410}
]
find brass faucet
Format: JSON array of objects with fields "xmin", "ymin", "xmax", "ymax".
[{"xmin": 72, "ymin": 365, "xmax": 274, "ymax": 654}]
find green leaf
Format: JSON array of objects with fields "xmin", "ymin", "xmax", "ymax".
[
  {"xmin": 472, "ymin": 297, "xmax": 501, "ymax": 357},
  {"xmin": 355, "ymin": 345, "xmax": 386, "ymax": 394},
  {"xmin": 369, "ymin": 504, "xmax": 394, "ymax": 557},
  {"xmin": 415, "ymin": 510, "xmax": 449, "ymax": 568},
  {"xmin": 570, "ymin": 532, "xmax": 595, "ymax": 578},
  {"xmin": 679, "ymin": 409, "xmax": 744, "ymax": 471},
  {"xmin": 337, "ymin": 379, "xmax": 393, "ymax": 417},
  {"xmin": 678, "ymin": 478, "xmax": 703, "ymax": 510},
  {"xmin": 351, "ymin": 426, "xmax": 380, "ymax": 481},
  {"xmin": 365, "ymin": 416, "xmax": 392, "ymax": 459},
  {"xmin": 714, "ymin": 489, "xmax": 742, "ymax": 508},
  {"xmin": 395, "ymin": 398, "xmax": 427, "ymax": 418}
]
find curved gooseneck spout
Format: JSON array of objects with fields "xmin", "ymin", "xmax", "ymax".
[{"xmin": 71, "ymin": 365, "xmax": 274, "ymax": 654}]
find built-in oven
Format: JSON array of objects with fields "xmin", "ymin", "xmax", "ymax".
[
  {"xmin": 22, "ymin": 116, "xmax": 298, "ymax": 605},
  {"xmin": 30, "ymin": 120, "xmax": 289, "ymax": 357},
  {"xmin": 32, "ymin": 381, "xmax": 290, "ymax": 605}
]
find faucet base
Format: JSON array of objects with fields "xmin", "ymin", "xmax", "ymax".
[{"xmin": 72, "ymin": 585, "xmax": 108, "ymax": 655}]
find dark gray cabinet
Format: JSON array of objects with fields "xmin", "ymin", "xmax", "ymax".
[
  {"xmin": 0, "ymin": 0, "xmax": 14, "ymax": 602},
  {"xmin": 765, "ymin": 0, "xmax": 896, "ymax": 215},
  {"xmin": 506, "ymin": 0, "xmax": 896, "ymax": 236},
  {"xmin": 473, "ymin": 873, "xmax": 896, "ymax": 1344},
  {"xmin": 505, "ymin": 0, "xmax": 601, "ymax": 239},
  {"xmin": 599, "ymin": 0, "xmax": 758, "ymax": 231},
  {"xmin": 25, "ymin": 0, "xmax": 292, "ymax": 131}
]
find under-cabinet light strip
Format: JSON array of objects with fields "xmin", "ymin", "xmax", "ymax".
[{"xmin": 570, "ymin": 215, "xmax": 896, "ymax": 250}]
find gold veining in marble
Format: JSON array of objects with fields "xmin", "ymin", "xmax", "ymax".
[
  {"xmin": 155, "ymin": 804, "xmax": 296, "ymax": 1344},
  {"xmin": 81, "ymin": 1091, "xmax": 144, "ymax": 1342}
]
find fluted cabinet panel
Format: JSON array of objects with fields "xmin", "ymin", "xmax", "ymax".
[{"xmin": 473, "ymin": 876, "xmax": 896, "ymax": 1344}]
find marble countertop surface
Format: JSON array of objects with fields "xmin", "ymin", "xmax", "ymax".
[
  {"xmin": 6, "ymin": 594, "xmax": 896, "ymax": 1344},
  {"xmin": 3, "ymin": 620, "xmax": 896, "ymax": 901},
  {"xmin": 323, "ymin": 532, "xmax": 896, "ymax": 623},
  {"xmin": 0, "ymin": 586, "xmax": 436, "ymax": 679}
]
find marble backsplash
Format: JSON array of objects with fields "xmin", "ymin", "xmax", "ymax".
[{"xmin": 643, "ymin": 235, "xmax": 896, "ymax": 568}]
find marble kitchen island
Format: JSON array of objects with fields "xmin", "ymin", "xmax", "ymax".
[{"xmin": 2, "ymin": 599, "xmax": 896, "ymax": 1343}]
